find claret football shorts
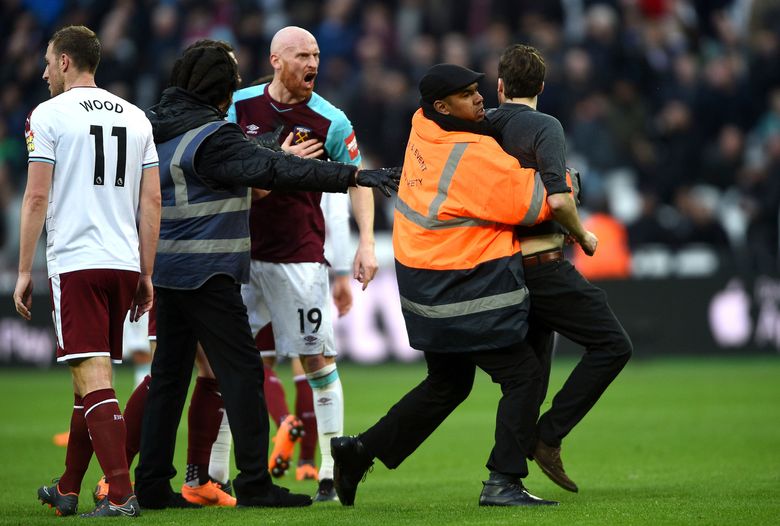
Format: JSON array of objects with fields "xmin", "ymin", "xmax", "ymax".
[{"xmin": 49, "ymin": 269, "xmax": 139, "ymax": 364}]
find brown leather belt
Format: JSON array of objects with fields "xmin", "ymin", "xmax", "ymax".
[{"xmin": 522, "ymin": 249, "xmax": 564, "ymax": 268}]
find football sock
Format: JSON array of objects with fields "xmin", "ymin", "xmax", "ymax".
[
  {"xmin": 187, "ymin": 376, "xmax": 223, "ymax": 486},
  {"xmin": 184, "ymin": 464, "xmax": 203, "ymax": 487},
  {"xmin": 294, "ymin": 374, "xmax": 317, "ymax": 462},
  {"xmin": 123, "ymin": 375, "xmax": 150, "ymax": 467},
  {"xmin": 306, "ymin": 363, "xmax": 343, "ymax": 480},
  {"xmin": 57, "ymin": 394, "xmax": 93, "ymax": 495},
  {"xmin": 263, "ymin": 365, "xmax": 289, "ymax": 427},
  {"xmin": 84, "ymin": 388, "xmax": 131, "ymax": 502},
  {"xmin": 208, "ymin": 410, "xmax": 232, "ymax": 484}
]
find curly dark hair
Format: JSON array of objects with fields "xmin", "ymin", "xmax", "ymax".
[
  {"xmin": 498, "ymin": 44, "xmax": 546, "ymax": 99},
  {"xmin": 169, "ymin": 43, "xmax": 239, "ymax": 108}
]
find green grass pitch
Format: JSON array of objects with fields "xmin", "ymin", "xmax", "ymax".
[{"xmin": 1, "ymin": 356, "xmax": 778, "ymax": 525}]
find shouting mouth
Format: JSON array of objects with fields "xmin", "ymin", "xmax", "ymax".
[{"xmin": 303, "ymin": 72, "xmax": 317, "ymax": 86}]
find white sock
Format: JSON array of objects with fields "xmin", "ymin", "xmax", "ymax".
[
  {"xmin": 306, "ymin": 363, "xmax": 343, "ymax": 481},
  {"xmin": 208, "ymin": 410, "xmax": 232, "ymax": 483}
]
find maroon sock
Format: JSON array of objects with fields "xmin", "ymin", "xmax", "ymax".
[
  {"xmin": 263, "ymin": 366, "xmax": 289, "ymax": 427},
  {"xmin": 123, "ymin": 375, "xmax": 150, "ymax": 467},
  {"xmin": 83, "ymin": 388, "xmax": 131, "ymax": 502},
  {"xmin": 57, "ymin": 395, "xmax": 93, "ymax": 494},
  {"xmin": 187, "ymin": 376, "xmax": 224, "ymax": 482},
  {"xmin": 295, "ymin": 376, "xmax": 318, "ymax": 462}
]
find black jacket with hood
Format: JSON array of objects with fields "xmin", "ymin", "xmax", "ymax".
[{"xmin": 146, "ymin": 87, "xmax": 358, "ymax": 193}]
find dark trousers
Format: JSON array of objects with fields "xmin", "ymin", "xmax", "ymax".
[
  {"xmin": 525, "ymin": 259, "xmax": 632, "ymax": 447},
  {"xmin": 360, "ymin": 344, "xmax": 541, "ymax": 478},
  {"xmin": 134, "ymin": 275, "xmax": 272, "ymax": 504}
]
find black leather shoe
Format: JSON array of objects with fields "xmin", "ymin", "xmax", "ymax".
[
  {"xmin": 331, "ymin": 435, "xmax": 374, "ymax": 506},
  {"xmin": 533, "ymin": 440, "xmax": 579, "ymax": 493},
  {"xmin": 236, "ymin": 484, "xmax": 312, "ymax": 508},
  {"xmin": 479, "ymin": 480, "xmax": 558, "ymax": 506}
]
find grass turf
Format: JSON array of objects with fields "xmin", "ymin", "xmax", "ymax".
[{"xmin": 0, "ymin": 356, "xmax": 778, "ymax": 525}]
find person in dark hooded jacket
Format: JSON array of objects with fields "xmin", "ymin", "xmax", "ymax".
[{"xmin": 133, "ymin": 43, "xmax": 399, "ymax": 510}]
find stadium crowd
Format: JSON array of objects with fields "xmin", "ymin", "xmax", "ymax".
[{"xmin": 1, "ymin": 0, "xmax": 779, "ymax": 275}]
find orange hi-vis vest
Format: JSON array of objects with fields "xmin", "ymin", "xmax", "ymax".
[{"xmin": 393, "ymin": 109, "xmax": 555, "ymax": 352}]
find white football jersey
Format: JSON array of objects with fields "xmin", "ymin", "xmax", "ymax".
[{"xmin": 26, "ymin": 87, "xmax": 158, "ymax": 277}]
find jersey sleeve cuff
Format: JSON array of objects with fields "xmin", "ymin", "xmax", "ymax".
[{"xmin": 28, "ymin": 157, "xmax": 55, "ymax": 165}]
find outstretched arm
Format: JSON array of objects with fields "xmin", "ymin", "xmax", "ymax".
[{"xmin": 201, "ymin": 126, "xmax": 400, "ymax": 195}]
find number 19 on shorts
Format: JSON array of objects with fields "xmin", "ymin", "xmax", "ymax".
[{"xmin": 297, "ymin": 308, "xmax": 322, "ymax": 333}]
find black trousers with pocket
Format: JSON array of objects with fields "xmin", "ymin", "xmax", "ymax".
[
  {"xmin": 134, "ymin": 275, "xmax": 272, "ymax": 505},
  {"xmin": 524, "ymin": 258, "xmax": 632, "ymax": 447}
]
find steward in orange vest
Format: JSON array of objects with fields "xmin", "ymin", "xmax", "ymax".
[
  {"xmin": 393, "ymin": 80, "xmax": 573, "ymax": 353},
  {"xmin": 330, "ymin": 64, "xmax": 560, "ymax": 508}
]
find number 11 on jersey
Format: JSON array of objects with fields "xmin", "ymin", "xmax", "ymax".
[{"xmin": 90, "ymin": 125, "xmax": 126, "ymax": 187}]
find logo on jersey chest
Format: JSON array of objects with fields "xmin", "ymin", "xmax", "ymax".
[
  {"xmin": 245, "ymin": 123, "xmax": 260, "ymax": 135},
  {"xmin": 293, "ymin": 126, "xmax": 312, "ymax": 144}
]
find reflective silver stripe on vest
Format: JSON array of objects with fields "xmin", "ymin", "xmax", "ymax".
[
  {"xmin": 395, "ymin": 198, "xmax": 493, "ymax": 230},
  {"xmin": 400, "ymin": 286, "xmax": 528, "ymax": 319},
  {"xmin": 163, "ymin": 122, "xmax": 250, "ymax": 220},
  {"xmin": 169, "ymin": 124, "xmax": 211, "ymax": 206},
  {"xmin": 156, "ymin": 237, "xmax": 250, "ymax": 254},
  {"xmin": 396, "ymin": 143, "xmax": 493, "ymax": 230},
  {"xmin": 161, "ymin": 197, "xmax": 250, "ymax": 220},
  {"xmin": 518, "ymin": 171, "xmax": 544, "ymax": 226},
  {"xmin": 428, "ymin": 143, "xmax": 467, "ymax": 217}
]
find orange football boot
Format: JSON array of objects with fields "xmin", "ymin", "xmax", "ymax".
[
  {"xmin": 268, "ymin": 415, "xmax": 304, "ymax": 478},
  {"xmin": 295, "ymin": 463, "xmax": 318, "ymax": 481},
  {"xmin": 92, "ymin": 476, "xmax": 109, "ymax": 504},
  {"xmin": 181, "ymin": 481, "xmax": 236, "ymax": 507}
]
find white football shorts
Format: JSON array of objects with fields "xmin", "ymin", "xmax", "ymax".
[{"xmin": 241, "ymin": 261, "xmax": 335, "ymax": 358}]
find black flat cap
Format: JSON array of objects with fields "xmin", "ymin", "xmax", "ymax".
[{"xmin": 419, "ymin": 63, "xmax": 485, "ymax": 103}]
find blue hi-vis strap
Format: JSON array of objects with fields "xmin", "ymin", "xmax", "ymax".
[{"xmin": 308, "ymin": 368, "xmax": 339, "ymax": 389}]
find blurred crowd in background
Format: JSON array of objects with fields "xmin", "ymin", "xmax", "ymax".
[{"xmin": 1, "ymin": 0, "xmax": 779, "ymax": 280}]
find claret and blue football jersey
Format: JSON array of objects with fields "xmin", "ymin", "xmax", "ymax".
[{"xmin": 228, "ymin": 83, "xmax": 361, "ymax": 263}]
